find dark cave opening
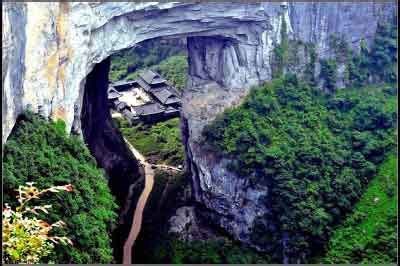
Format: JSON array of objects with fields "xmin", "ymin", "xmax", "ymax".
[
  {"xmin": 80, "ymin": 36, "xmax": 190, "ymax": 262},
  {"xmin": 81, "ymin": 58, "xmax": 143, "ymax": 262},
  {"xmin": 81, "ymin": 58, "xmax": 142, "ymax": 205},
  {"xmin": 79, "ymin": 35, "xmax": 235, "ymax": 263}
]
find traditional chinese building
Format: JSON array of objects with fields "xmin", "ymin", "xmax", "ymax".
[{"xmin": 108, "ymin": 70, "xmax": 181, "ymax": 124}]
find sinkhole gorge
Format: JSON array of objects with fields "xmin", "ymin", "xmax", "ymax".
[{"xmin": 2, "ymin": 2, "xmax": 397, "ymax": 264}]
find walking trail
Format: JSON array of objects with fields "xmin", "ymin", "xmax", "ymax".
[{"xmin": 122, "ymin": 138, "xmax": 181, "ymax": 264}]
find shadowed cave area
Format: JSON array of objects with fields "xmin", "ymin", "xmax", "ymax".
[
  {"xmin": 79, "ymin": 34, "xmax": 242, "ymax": 259},
  {"xmin": 81, "ymin": 58, "xmax": 143, "ymax": 261},
  {"xmin": 79, "ymin": 33, "xmax": 265, "ymax": 262}
]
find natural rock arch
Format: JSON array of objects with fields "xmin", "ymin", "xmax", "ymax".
[
  {"xmin": 72, "ymin": 0, "xmax": 286, "ymax": 220},
  {"xmin": 2, "ymin": 2, "xmax": 297, "ymax": 142},
  {"xmin": 2, "ymin": 2, "xmax": 395, "ymax": 259},
  {"xmin": 2, "ymin": 2, "xmax": 394, "ymax": 142}
]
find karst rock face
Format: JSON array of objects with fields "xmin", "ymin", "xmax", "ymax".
[{"xmin": 2, "ymin": 1, "xmax": 395, "ymax": 254}]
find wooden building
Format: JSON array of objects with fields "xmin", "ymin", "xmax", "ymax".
[
  {"xmin": 109, "ymin": 80, "xmax": 137, "ymax": 91},
  {"xmin": 107, "ymin": 70, "xmax": 182, "ymax": 125},
  {"xmin": 107, "ymin": 87, "xmax": 122, "ymax": 108},
  {"xmin": 132, "ymin": 103, "xmax": 165, "ymax": 123},
  {"xmin": 137, "ymin": 70, "xmax": 181, "ymax": 109}
]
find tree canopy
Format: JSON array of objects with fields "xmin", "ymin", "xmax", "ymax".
[
  {"xmin": 203, "ymin": 75, "xmax": 397, "ymax": 262},
  {"xmin": 3, "ymin": 112, "xmax": 118, "ymax": 263}
]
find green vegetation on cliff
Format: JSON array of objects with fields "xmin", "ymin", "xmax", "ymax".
[
  {"xmin": 369, "ymin": 19, "xmax": 398, "ymax": 83},
  {"xmin": 272, "ymin": 17, "xmax": 289, "ymax": 78},
  {"xmin": 146, "ymin": 237, "xmax": 272, "ymax": 264},
  {"xmin": 274, "ymin": 16, "xmax": 397, "ymax": 92},
  {"xmin": 152, "ymin": 55, "xmax": 188, "ymax": 90},
  {"xmin": 114, "ymin": 117, "xmax": 184, "ymax": 166},
  {"xmin": 344, "ymin": 18, "xmax": 397, "ymax": 88},
  {"xmin": 340, "ymin": 18, "xmax": 397, "ymax": 88},
  {"xmin": 109, "ymin": 38, "xmax": 188, "ymax": 90},
  {"xmin": 320, "ymin": 59, "xmax": 337, "ymax": 92},
  {"xmin": 201, "ymin": 18, "xmax": 398, "ymax": 262},
  {"xmin": 3, "ymin": 112, "xmax": 118, "ymax": 263},
  {"xmin": 323, "ymin": 153, "xmax": 397, "ymax": 263},
  {"xmin": 202, "ymin": 74, "xmax": 397, "ymax": 262}
]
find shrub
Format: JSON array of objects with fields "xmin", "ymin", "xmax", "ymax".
[
  {"xmin": 149, "ymin": 236, "xmax": 271, "ymax": 264},
  {"xmin": 3, "ymin": 112, "xmax": 118, "ymax": 263},
  {"xmin": 152, "ymin": 55, "xmax": 188, "ymax": 90},
  {"xmin": 2, "ymin": 183, "xmax": 73, "ymax": 264},
  {"xmin": 320, "ymin": 59, "xmax": 337, "ymax": 92},
  {"xmin": 202, "ymin": 75, "xmax": 397, "ymax": 262}
]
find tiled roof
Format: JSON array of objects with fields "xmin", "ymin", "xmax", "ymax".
[
  {"xmin": 165, "ymin": 96, "xmax": 181, "ymax": 105},
  {"xmin": 110, "ymin": 80, "xmax": 136, "ymax": 88},
  {"xmin": 108, "ymin": 87, "xmax": 122, "ymax": 99},
  {"xmin": 164, "ymin": 106, "xmax": 179, "ymax": 114},
  {"xmin": 136, "ymin": 78, "xmax": 151, "ymax": 92},
  {"xmin": 139, "ymin": 70, "xmax": 165, "ymax": 85},
  {"xmin": 133, "ymin": 103, "xmax": 165, "ymax": 116},
  {"xmin": 152, "ymin": 88, "xmax": 173, "ymax": 104}
]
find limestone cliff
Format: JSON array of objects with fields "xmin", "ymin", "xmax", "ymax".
[{"xmin": 2, "ymin": 1, "xmax": 396, "ymax": 261}]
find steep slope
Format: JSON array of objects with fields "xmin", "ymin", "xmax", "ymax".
[
  {"xmin": 200, "ymin": 79, "xmax": 397, "ymax": 262},
  {"xmin": 323, "ymin": 153, "xmax": 397, "ymax": 263},
  {"xmin": 2, "ymin": 2, "xmax": 395, "ymax": 141},
  {"xmin": 2, "ymin": 2, "xmax": 397, "ymax": 263},
  {"xmin": 3, "ymin": 112, "xmax": 118, "ymax": 263}
]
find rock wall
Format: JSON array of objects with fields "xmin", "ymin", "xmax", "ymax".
[
  {"xmin": 80, "ymin": 58, "xmax": 141, "ymax": 204},
  {"xmin": 180, "ymin": 2, "xmax": 395, "ymax": 256},
  {"xmin": 2, "ymin": 3, "xmax": 26, "ymax": 144},
  {"xmin": 2, "ymin": 1, "xmax": 396, "ymax": 260},
  {"xmin": 3, "ymin": 2, "xmax": 395, "ymax": 141}
]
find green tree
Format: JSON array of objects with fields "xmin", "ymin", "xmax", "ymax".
[
  {"xmin": 272, "ymin": 17, "xmax": 289, "ymax": 78},
  {"xmin": 370, "ymin": 20, "xmax": 398, "ymax": 83},
  {"xmin": 202, "ymin": 75, "xmax": 397, "ymax": 262},
  {"xmin": 320, "ymin": 59, "xmax": 337, "ymax": 92},
  {"xmin": 152, "ymin": 55, "xmax": 188, "ymax": 90},
  {"xmin": 3, "ymin": 112, "xmax": 118, "ymax": 263},
  {"xmin": 348, "ymin": 39, "xmax": 371, "ymax": 87}
]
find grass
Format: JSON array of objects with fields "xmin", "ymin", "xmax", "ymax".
[
  {"xmin": 322, "ymin": 152, "xmax": 398, "ymax": 263},
  {"xmin": 355, "ymin": 154, "xmax": 397, "ymax": 235},
  {"xmin": 114, "ymin": 117, "xmax": 184, "ymax": 167}
]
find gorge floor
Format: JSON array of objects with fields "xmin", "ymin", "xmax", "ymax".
[{"xmin": 122, "ymin": 137, "xmax": 182, "ymax": 264}]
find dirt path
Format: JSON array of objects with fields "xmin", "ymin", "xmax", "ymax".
[
  {"xmin": 119, "ymin": 176, "xmax": 144, "ymax": 225},
  {"xmin": 151, "ymin": 163, "xmax": 182, "ymax": 172},
  {"xmin": 122, "ymin": 138, "xmax": 182, "ymax": 264},
  {"xmin": 123, "ymin": 139, "xmax": 154, "ymax": 265},
  {"xmin": 111, "ymin": 111, "xmax": 122, "ymax": 118}
]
